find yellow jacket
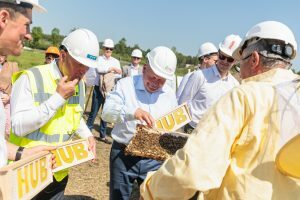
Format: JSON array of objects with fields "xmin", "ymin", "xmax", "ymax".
[{"xmin": 140, "ymin": 68, "xmax": 300, "ymax": 200}]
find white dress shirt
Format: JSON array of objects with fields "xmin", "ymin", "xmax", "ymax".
[
  {"xmin": 178, "ymin": 65, "xmax": 239, "ymax": 128},
  {"xmin": 0, "ymin": 100, "xmax": 7, "ymax": 167},
  {"xmin": 101, "ymin": 75, "xmax": 178, "ymax": 145},
  {"xmin": 94, "ymin": 55, "xmax": 121, "ymax": 86},
  {"xmin": 11, "ymin": 62, "xmax": 92, "ymax": 138},
  {"xmin": 176, "ymin": 72, "xmax": 193, "ymax": 99}
]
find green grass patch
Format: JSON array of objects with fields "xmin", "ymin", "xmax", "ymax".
[{"xmin": 8, "ymin": 49, "xmax": 44, "ymax": 70}]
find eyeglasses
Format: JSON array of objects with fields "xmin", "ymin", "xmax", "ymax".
[
  {"xmin": 132, "ymin": 57, "xmax": 141, "ymax": 60},
  {"xmin": 219, "ymin": 53, "xmax": 234, "ymax": 63},
  {"xmin": 105, "ymin": 47, "xmax": 114, "ymax": 51},
  {"xmin": 241, "ymin": 53, "xmax": 252, "ymax": 61}
]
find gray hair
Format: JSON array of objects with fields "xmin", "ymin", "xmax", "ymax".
[
  {"xmin": 243, "ymin": 39, "xmax": 291, "ymax": 69},
  {"xmin": 0, "ymin": 2, "xmax": 31, "ymax": 19}
]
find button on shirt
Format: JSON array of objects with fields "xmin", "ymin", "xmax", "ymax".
[
  {"xmin": 178, "ymin": 65, "xmax": 239, "ymax": 128},
  {"xmin": 94, "ymin": 55, "xmax": 121, "ymax": 86},
  {"xmin": 101, "ymin": 75, "xmax": 178, "ymax": 145},
  {"xmin": 11, "ymin": 62, "xmax": 92, "ymax": 139}
]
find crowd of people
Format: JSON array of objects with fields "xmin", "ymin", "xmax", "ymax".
[{"xmin": 1, "ymin": 0, "xmax": 300, "ymax": 200}]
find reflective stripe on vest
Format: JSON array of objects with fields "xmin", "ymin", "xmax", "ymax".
[
  {"xmin": 24, "ymin": 129, "xmax": 73, "ymax": 143},
  {"xmin": 23, "ymin": 67, "xmax": 84, "ymax": 143}
]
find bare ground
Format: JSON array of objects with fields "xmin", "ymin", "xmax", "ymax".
[{"xmin": 63, "ymin": 87, "xmax": 139, "ymax": 200}]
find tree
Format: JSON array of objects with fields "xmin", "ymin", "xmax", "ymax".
[
  {"xmin": 51, "ymin": 28, "xmax": 60, "ymax": 46},
  {"xmin": 31, "ymin": 26, "xmax": 43, "ymax": 48},
  {"xmin": 115, "ymin": 38, "xmax": 127, "ymax": 55}
]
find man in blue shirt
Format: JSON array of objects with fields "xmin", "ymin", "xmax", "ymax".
[{"xmin": 102, "ymin": 46, "xmax": 178, "ymax": 200}]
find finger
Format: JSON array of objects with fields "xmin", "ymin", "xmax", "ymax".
[
  {"xmin": 60, "ymin": 76, "xmax": 68, "ymax": 83},
  {"xmin": 71, "ymin": 78, "xmax": 79, "ymax": 86}
]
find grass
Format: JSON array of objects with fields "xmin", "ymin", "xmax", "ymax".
[{"xmin": 8, "ymin": 49, "xmax": 45, "ymax": 70}]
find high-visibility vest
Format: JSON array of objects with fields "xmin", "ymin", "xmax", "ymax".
[{"xmin": 10, "ymin": 63, "xmax": 85, "ymax": 181}]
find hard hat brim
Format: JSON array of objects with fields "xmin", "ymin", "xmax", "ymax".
[{"xmin": 21, "ymin": 0, "xmax": 47, "ymax": 12}]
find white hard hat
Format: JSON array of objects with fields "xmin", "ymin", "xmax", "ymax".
[
  {"xmin": 62, "ymin": 28, "xmax": 99, "ymax": 68},
  {"xmin": 197, "ymin": 42, "xmax": 218, "ymax": 58},
  {"xmin": 219, "ymin": 34, "xmax": 242, "ymax": 57},
  {"xmin": 233, "ymin": 21, "xmax": 297, "ymax": 60},
  {"xmin": 103, "ymin": 39, "xmax": 114, "ymax": 48},
  {"xmin": 2, "ymin": 0, "xmax": 47, "ymax": 12},
  {"xmin": 131, "ymin": 49, "xmax": 143, "ymax": 58},
  {"xmin": 146, "ymin": 46, "xmax": 177, "ymax": 80}
]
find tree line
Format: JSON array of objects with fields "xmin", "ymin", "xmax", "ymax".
[{"xmin": 26, "ymin": 26, "xmax": 199, "ymax": 69}]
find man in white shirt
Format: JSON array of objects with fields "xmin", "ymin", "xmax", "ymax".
[
  {"xmin": 0, "ymin": 0, "xmax": 56, "ymax": 168},
  {"xmin": 179, "ymin": 34, "xmax": 241, "ymax": 133},
  {"xmin": 122, "ymin": 49, "xmax": 143, "ymax": 77},
  {"xmin": 10, "ymin": 28, "xmax": 98, "ymax": 199},
  {"xmin": 176, "ymin": 42, "xmax": 218, "ymax": 100},
  {"xmin": 101, "ymin": 46, "xmax": 178, "ymax": 200},
  {"xmin": 86, "ymin": 38, "xmax": 121, "ymax": 144}
]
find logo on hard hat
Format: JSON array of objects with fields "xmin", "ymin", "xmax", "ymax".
[{"xmin": 87, "ymin": 54, "xmax": 97, "ymax": 61}]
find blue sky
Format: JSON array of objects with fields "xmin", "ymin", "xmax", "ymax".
[{"xmin": 33, "ymin": 0, "xmax": 300, "ymax": 71}]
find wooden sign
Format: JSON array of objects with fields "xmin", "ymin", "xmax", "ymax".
[
  {"xmin": 52, "ymin": 139, "xmax": 94, "ymax": 172},
  {"xmin": 0, "ymin": 152, "xmax": 53, "ymax": 200},
  {"xmin": 155, "ymin": 103, "xmax": 191, "ymax": 132}
]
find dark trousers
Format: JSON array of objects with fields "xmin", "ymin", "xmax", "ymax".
[
  {"xmin": 32, "ymin": 176, "xmax": 68, "ymax": 200},
  {"xmin": 184, "ymin": 123, "xmax": 195, "ymax": 134},
  {"xmin": 110, "ymin": 142, "xmax": 162, "ymax": 200},
  {"xmin": 86, "ymin": 85, "xmax": 107, "ymax": 138}
]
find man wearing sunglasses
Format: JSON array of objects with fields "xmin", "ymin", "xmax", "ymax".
[
  {"xmin": 122, "ymin": 49, "xmax": 143, "ymax": 77},
  {"xmin": 86, "ymin": 38, "xmax": 121, "ymax": 144},
  {"xmin": 178, "ymin": 34, "xmax": 241, "ymax": 133},
  {"xmin": 176, "ymin": 42, "xmax": 218, "ymax": 100},
  {"xmin": 140, "ymin": 21, "xmax": 300, "ymax": 200}
]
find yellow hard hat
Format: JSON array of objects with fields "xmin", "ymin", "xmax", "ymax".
[
  {"xmin": 276, "ymin": 134, "xmax": 300, "ymax": 178},
  {"xmin": 45, "ymin": 46, "xmax": 60, "ymax": 56}
]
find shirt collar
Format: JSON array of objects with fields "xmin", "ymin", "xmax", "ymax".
[
  {"xmin": 212, "ymin": 65, "xmax": 230, "ymax": 80},
  {"xmin": 130, "ymin": 63, "xmax": 140, "ymax": 69},
  {"xmin": 242, "ymin": 68, "xmax": 297, "ymax": 84},
  {"xmin": 51, "ymin": 60, "xmax": 62, "ymax": 80}
]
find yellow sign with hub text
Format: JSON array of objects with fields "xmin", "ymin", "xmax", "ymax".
[
  {"xmin": 52, "ymin": 139, "xmax": 94, "ymax": 172},
  {"xmin": 0, "ymin": 152, "xmax": 52, "ymax": 200},
  {"xmin": 155, "ymin": 103, "xmax": 191, "ymax": 132}
]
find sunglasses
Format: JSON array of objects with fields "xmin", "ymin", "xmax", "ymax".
[
  {"xmin": 105, "ymin": 47, "xmax": 114, "ymax": 51},
  {"xmin": 132, "ymin": 57, "xmax": 141, "ymax": 60},
  {"xmin": 219, "ymin": 53, "xmax": 234, "ymax": 63}
]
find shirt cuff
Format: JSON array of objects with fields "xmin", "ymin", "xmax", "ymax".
[
  {"xmin": 47, "ymin": 92, "xmax": 66, "ymax": 110},
  {"xmin": 76, "ymin": 119, "xmax": 93, "ymax": 138}
]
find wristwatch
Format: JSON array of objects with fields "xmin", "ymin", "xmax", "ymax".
[{"xmin": 15, "ymin": 146, "xmax": 25, "ymax": 161}]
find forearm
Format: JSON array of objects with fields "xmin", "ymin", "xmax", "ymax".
[
  {"xmin": 11, "ymin": 92, "xmax": 65, "ymax": 136},
  {"xmin": 6, "ymin": 141, "xmax": 18, "ymax": 161}
]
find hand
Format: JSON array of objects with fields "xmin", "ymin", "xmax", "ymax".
[
  {"xmin": 87, "ymin": 136, "xmax": 96, "ymax": 161},
  {"xmin": 109, "ymin": 66, "xmax": 122, "ymax": 74},
  {"xmin": 22, "ymin": 145, "xmax": 57, "ymax": 169},
  {"xmin": 56, "ymin": 76, "xmax": 79, "ymax": 99},
  {"xmin": 134, "ymin": 108, "xmax": 155, "ymax": 128},
  {"xmin": 1, "ymin": 92, "xmax": 9, "ymax": 105}
]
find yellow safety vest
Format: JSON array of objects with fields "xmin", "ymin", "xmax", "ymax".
[{"xmin": 10, "ymin": 64, "xmax": 85, "ymax": 181}]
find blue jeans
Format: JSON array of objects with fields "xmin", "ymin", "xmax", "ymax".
[
  {"xmin": 86, "ymin": 86, "xmax": 107, "ymax": 138},
  {"xmin": 109, "ymin": 142, "xmax": 162, "ymax": 200}
]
